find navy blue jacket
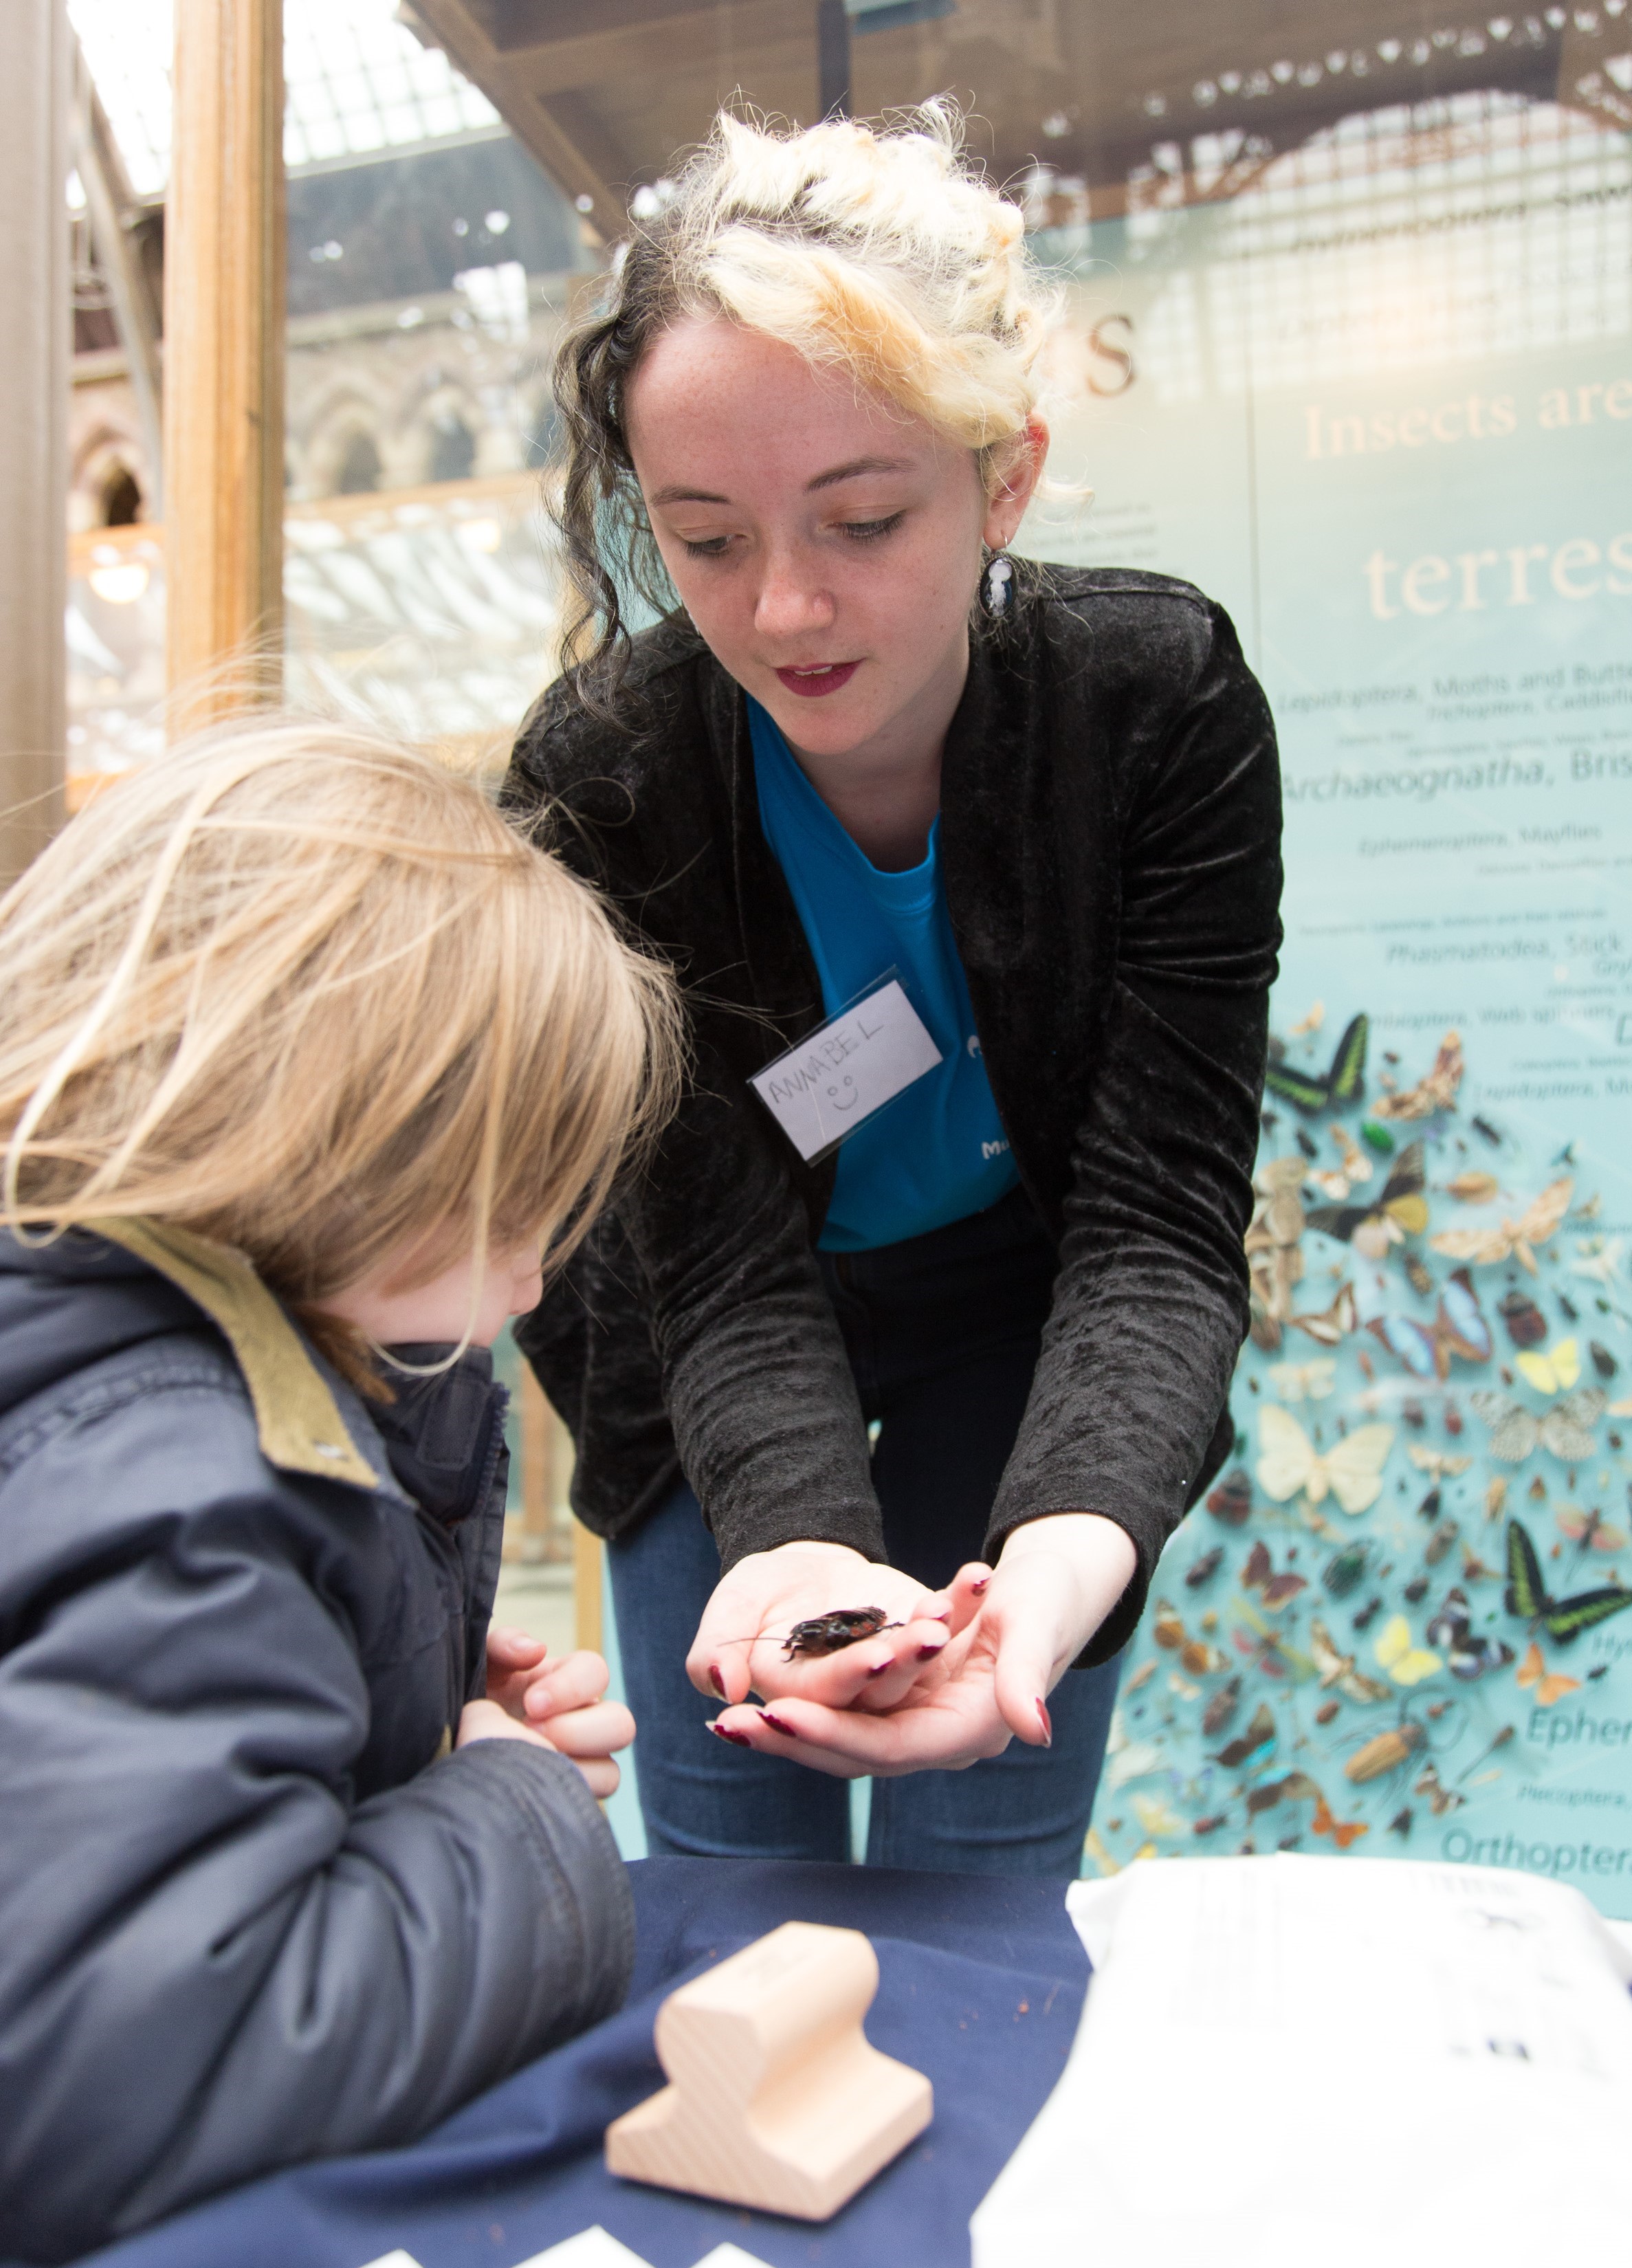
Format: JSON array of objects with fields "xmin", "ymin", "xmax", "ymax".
[{"xmin": 0, "ymin": 1226, "xmax": 633, "ymax": 2263}]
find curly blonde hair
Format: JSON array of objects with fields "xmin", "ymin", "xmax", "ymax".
[{"xmin": 551, "ymin": 100, "xmax": 1058, "ymax": 710}]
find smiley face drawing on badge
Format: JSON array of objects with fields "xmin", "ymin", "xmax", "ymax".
[{"xmin": 826, "ymin": 1074, "xmax": 859, "ymax": 1112}]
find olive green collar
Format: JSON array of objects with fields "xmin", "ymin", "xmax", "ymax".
[{"xmin": 92, "ymin": 1218, "xmax": 380, "ymax": 1491}]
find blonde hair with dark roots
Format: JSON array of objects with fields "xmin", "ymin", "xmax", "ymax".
[
  {"xmin": 0, "ymin": 723, "xmax": 680, "ymax": 1378},
  {"xmin": 551, "ymin": 100, "xmax": 1058, "ymax": 714}
]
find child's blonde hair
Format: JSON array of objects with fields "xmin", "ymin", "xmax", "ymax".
[
  {"xmin": 0, "ymin": 722, "xmax": 680, "ymax": 1367},
  {"xmin": 552, "ymin": 100, "xmax": 1057, "ymax": 707}
]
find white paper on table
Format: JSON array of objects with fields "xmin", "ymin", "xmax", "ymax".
[
  {"xmin": 510, "ymin": 2228, "xmax": 655, "ymax": 2268},
  {"xmin": 971, "ymin": 1854, "xmax": 1632, "ymax": 2268}
]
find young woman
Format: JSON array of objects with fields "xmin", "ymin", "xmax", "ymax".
[
  {"xmin": 0, "ymin": 723, "xmax": 676, "ymax": 2261},
  {"xmin": 508, "ymin": 104, "xmax": 1282, "ymax": 1877}
]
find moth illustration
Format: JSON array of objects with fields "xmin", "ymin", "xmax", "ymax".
[
  {"xmin": 1470, "ymin": 1387, "xmax": 1605, "ymax": 1465},
  {"xmin": 1430, "ymin": 1176, "xmax": 1573, "ymax": 1275},
  {"xmin": 1371, "ymin": 1029, "xmax": 1464, "ymax": 1121},
  {"xmin": 1309, "ymin": 1617, "xmax": 1389, "ymax": 1704},
  {"xmin": 1257, "ymin": 1406, "xmax": 1393, "ymax": 1515}
]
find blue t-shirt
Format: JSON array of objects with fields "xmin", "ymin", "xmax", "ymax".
[{"xmin": 749, "ymin": 698, "xmax": 1019, "ymax": 1253}]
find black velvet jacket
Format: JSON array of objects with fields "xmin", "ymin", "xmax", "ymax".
[{"xmin": 504, "ymin": 564, "xmax": 1283, "ymax": 1662}]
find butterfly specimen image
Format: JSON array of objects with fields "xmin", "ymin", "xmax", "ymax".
[
  {"xmin": 1429, "ymin": 1175, "xmax": 1573, "ymax": 1274},
  {"xmin": 1412, "ymin": 1763, "xmax": 1466, "ymax": 1816},
  {"xmin": 1310, "ymin": 1618, "xmax": 1390, "ymax": 1704},
  {"xmin": 1286, "ymin": 1280, "xmax": 1358, "ymax": 1346},
  {"xmin": 1424, "ymin": 1587, "xmax": 1514, "ymax": 1681},
  {"xmin": 1268, "ymin": 1357, "xmax": 1336, "ymax": 1403},
  {"xmin": 1265, "ymin": 1011, "xmax": 1369, "ymax": 1114},
  {"xmin": 1305, "ymin": 1126, "xmax": 1375, "ymax": 1202},
  {"xmin": 1470, "ymin": 1387, "xmax": 1606, "ymax": 1464},
  {"xmin": 1241, "ymin": 1539, "xmax": 1308, "ymax": 1609},
  {"xmin": 1090, "ymin": 1004, "xmax": 1632, "ymax": 1890},
  {"xmin": 1310, "ymin": 1794, "xmax": 1369, "ymax": 1847},
  {"xmin": 1556, "ymin": 1504, "xmax": 1629, "ymax": 1563},
  {"xmin": 1366, "ymin": 1266, "xmax": 1491, "ymax": 1382},
  {"xmin": 1408, "ymin": 1444, "xmax": 1473, "ymax": 1479},
  {"xmin": 1371, "ymin": 1028, "xmax": 1464, "ymax": 1121},
  {"xmin": 1514, "ymin": 1640, "xmax": 1581, "ymax": 1708},
  {"xmin": 1305, "ymin": 1140, "xmax": 1428, "ymax": 1256},
  {"xmin": 1374, "ymin": 1614, "xmax": 1442, "ymax": 1686},
  {"xmin": 1514, "ymin": 1337, "xmax": 1581, "ymax": 1396},
  {"xmin": 1257, "ymin": 1406, "xmax": 1394, "ymax": 1514},
  {"xmin": 1213, "ymin": 1702, "xmax": 1277, "ymax": 1772},
  {"xmin": 1503, "ymin": 1518, "xmax": 1632, "ymax": 1645}
]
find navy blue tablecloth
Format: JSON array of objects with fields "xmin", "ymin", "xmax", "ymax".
[{"xmin": 72, "ymin": 1858, "xmax": 1087, "ymax": 2268}]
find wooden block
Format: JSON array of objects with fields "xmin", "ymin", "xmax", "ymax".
[{"xmin": 605, "ymin": 1920, "xmax": 932, "ymax": 2221}]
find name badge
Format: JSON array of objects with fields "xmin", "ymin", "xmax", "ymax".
[{"xmin": 749, "ymin": 977, "xmax": 942, "ymax": 1164}]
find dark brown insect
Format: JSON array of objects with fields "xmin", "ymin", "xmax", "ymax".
[
  {"xmin": 1202, "ymin": 1675, "xmax": 1242, "ymax": 1737},
  {"xmin": 780, "ymin": 1607, "xmax": 901, "ymax": 1658},
  {"xmin": 1499, "ymin": 1290, "xmax": 1547, "ymax": 1349},
  {"xmin": 1185, "ymin": 1546, "xmax": 1224, "ymax": 1589},
  {"xmin": 1206, "ymin": 1466, "xmax": 1253, "ymax": 1527}
]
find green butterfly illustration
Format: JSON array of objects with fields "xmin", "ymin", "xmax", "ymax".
[
  {"xmin": 1504, "ymin": 1518, "xmax": 1632, "ymax": 1646},
  {"xmin": 1266, "ymin": 1012, "xmax": 1369, "ymax": 1116}
]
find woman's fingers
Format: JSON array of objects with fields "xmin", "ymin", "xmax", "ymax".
[
  {"xmin": 521, "ymin": 1649, "xmax": 612, "ymax": 1719},
  {"xmin": 760, "ymin": 1611, "xmax": 952, "ymax": 1710},
  {"xmin": 943, "ymin": 1561, "xmax": 994, "ymax": 1634},
  {"xmin": 711, "ymin": 1684, "xmax": 1010, "ymax": 1777},
  {"xmin": 575, "ymin": 1757, "xmax": 621, "ymax": 1799},
  {"xmin": 530, "ymin": 1698, "xmax": 635, "ymax": 1759},
  {"xmin": 686, "ymin": 1541, "xmax": 951, "ymax": 1706},
  {"xmin": 486, "ymin": 1624, "xmax": 548, "ymax": 1672}
]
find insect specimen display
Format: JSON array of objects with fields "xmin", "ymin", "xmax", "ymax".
[{"xmin": 1090, "ymin": 1008, "xmax": 1632, "ymax": 1898}]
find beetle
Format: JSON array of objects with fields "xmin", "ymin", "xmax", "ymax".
[{"xmin": 781, "ymin": 1607, "xmax": 901, "ymax": 1659}]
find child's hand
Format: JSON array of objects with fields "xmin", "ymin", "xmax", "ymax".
[{"xmin": 460, "ymin": 1627, "xmax": 635, "ymax": 1798}]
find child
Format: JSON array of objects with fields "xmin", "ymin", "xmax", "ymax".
[{"xmin": 0, "ymin": 721, "xmax": 679, "ymax": 2262}]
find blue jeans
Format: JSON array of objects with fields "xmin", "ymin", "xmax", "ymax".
[{"xmin": 607, "ymin": 1187, "xmax": 1121, "ymax": 1879}]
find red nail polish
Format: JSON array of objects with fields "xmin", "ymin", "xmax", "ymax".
[
  {"xmin": 1035, "ymin": 1697, "xmax": 1052, "ymax": 1748},
  {"xmin": 868, "ymin": 1659, "xmax": 891, "ymax": 1678},
  {"xmin": 708, "ymin": 1664, "xmax": 725, "ymax": 1697},
  {"xmin": 758, "ymin": 1710, "xmax": 797, "ymax": 1737},
  {"xmin": 916, "ymin": 1643, "xmax": 944, "ymax": 1661},
  {"xmin": 970, "ymin": 1573, "xmax": 992, "ymax": 1594},
  {"xmin": 710, "ymin": 1722, "xmax": 753, "ymax": 1748}
]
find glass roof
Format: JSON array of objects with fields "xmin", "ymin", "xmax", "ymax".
[{"xmin": 69, "ymin": 0, "xmax": 500, "ymax": 201}]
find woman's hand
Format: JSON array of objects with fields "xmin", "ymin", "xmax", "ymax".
[
  {"xmin": 707, "ymin": 1514, "xmax": 1136, "ymax": 1776},
  {"xmin": 458, "ymin": 1627, "xmax": 635, "ymax": 1798},
  {"xmin": 687, "ymin": 1541, "xmax": 967, "ymax": 1714}
]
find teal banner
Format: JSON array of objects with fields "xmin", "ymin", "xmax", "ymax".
[{"xmin": 1029, "ymin": 96, "xmax": 1632, "ymax": 1908}]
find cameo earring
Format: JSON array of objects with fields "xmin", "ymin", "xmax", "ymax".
[{"xmin": 980, "ymin": 551, "xmax": 1014, "ymax": 618}]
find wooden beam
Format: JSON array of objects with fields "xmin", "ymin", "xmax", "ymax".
[
  {"xmin": 496, "ymin": 0, "xmax": 793, "ymax": 99},
  {"xmin": 164, "ymin": 0, "xmax": 287, "ymax": 719},
  {"xmin": 0, "ymin": 0, "xmax": 69, "ymax": 881},
  {"xmin": 414, "ymin": 0, "xmax": 624, "ymax": 230}
]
